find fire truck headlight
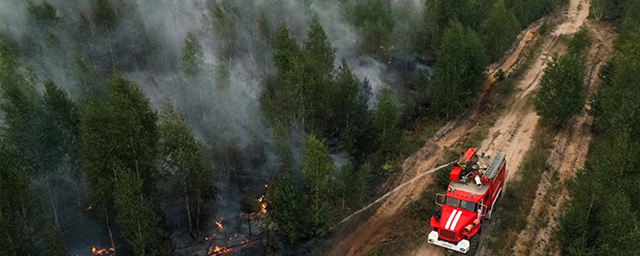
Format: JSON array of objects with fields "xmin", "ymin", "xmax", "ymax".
[
  {"xmin": 428, "ymin": 238, "xmax": 433, "ymax": 243},
  {"xmin": 460, "ymin": 248, "xmax": 466, "ymax": 252}
]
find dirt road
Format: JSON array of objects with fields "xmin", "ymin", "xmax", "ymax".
[
  {"xmin": 324, "ymin": 0, "xmax": 602, "ymax": 255},
  {"xmin": 501, "ymin": 20, "xmax": 616, "ymax": 256}
]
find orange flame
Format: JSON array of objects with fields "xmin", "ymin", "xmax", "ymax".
[
  {"xmin": 258, "ymin": 195, "xmax": 267, "ymax": 215},
  {"xmin": 215, "ymin": 220, "xmax": 223, "ymax": 230},
  {"xmin": 210, "ymin": 245, "xmax": 232, "ymax": 254},
  {"xmin": 91, "ymin": 246, "xmax": 115, "ymax": 255}
]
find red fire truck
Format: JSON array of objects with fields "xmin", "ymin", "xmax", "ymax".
[{"xmin": 428, "ymin": 148, "xmax": 507, "ymax": 254}]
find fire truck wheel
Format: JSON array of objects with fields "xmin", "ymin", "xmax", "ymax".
[{"xmin": 467, "ymin": 233, "xmax": 480, "ymax": 255}]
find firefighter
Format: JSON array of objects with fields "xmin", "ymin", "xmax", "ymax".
[{"xmin": 456, "ymin": 156, "xmax": 468, "ymax": 169}]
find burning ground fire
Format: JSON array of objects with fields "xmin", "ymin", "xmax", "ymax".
[
  {"xmin": 91, "ymin": 246, "xmax": 115, "ymax": 255},
  {"xmin": 258, "ymin": 184, "xmax": 268, "ymax": 216},
  {"xmin": 209, "ymin": 245, "xmax": 232, "ymax": 255},
  {"xmin": 258, "ymin": 195, "xmax": 267, "ymax": 215},
  {"xmin": 205, "ymin": 184, "xmax": 269, "ymax": 255}
]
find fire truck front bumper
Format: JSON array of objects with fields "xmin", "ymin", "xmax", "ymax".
[{"xmin": 427, "ymin": 231, "xmax": 471, "ymax": 253}]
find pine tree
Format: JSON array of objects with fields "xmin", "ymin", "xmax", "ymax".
[
  {"xmin": 27, "ymin": 1, "xmax": 61, "ymax": 26},
  {"xmin": 211, "ymin": 5, "xmax": 237, "ymax": 61},
  {"xmin": 179, "ymin": 32, "xmax": 205, "ymax": 77},
  {"xmin": 41, "ymin": 80, "xmax": 82, "ymax": 224},
  {"xmin": 301, "ymin": 135, "xmax": 336, "ymax": 236},
  {"xmin": 267, "ymin": 175, "xmax": 308, "ymax": 242},
  {"xmin": 81, "ymin": 74, "xmax": 159, "ymax": 214},
  {"xmin": 70, "ymin": 56, "xmax": 105, "ymax": 104},
  {"xmin": 533, "ymin": 54, "xmax": 586, "ymax": 127},
  {"xmin": 335, "ymin": 62, "xmax": 373, "ymax": 159},
  {"xmin": 432, "ymin": 20, "xmax": 488, "ymax": 118},
  {"xmin": 335, "ymin": 164, "xmax": 355, "ymax": 210},
  {"xmin": 0, "ymin": 140, "xmax": 65, "ymax": 256},
  {"xmin": 301, "ymin": 16, "xmax": 336, "ymax": 132},
  {"xmin": 357, "ymin": 162, "xmax": 373, "ymax": 207},
  {"xmin": 158, "ymin": 104, "xmax": 214, "ymax": 235},
  {"xmin": 256, "ymin": 11, "xmax": 272, "ymax": 74},
  {"xmin": 262, "ymin": 23, "xmax": 303, "ymax": 124},
  {"xmin": 373, "ymin": 88, "xmax": 401, "ymax": 160},
  {"xmin": 106, "ymin": 74, "xmax": 159, "ymax": 188},
  {"xmin": 352, "ymin": 0, "xmax": 395, "ymax": 58},
  {"xmin": 114, "ymin": 170, "xmax": 172, "ymax": 256},
  {"xmin": 331, "ymin": 61, "xmax": 362, "ymax": 136},
  {"xmin": 93, "ymin": 0, "xmax": 117, "ymax": 31},
  {"xmin": 483, "ymin": 0, "xmax": 521, "ymax": 61}
]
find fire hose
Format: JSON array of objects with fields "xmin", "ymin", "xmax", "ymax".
[{"xmin": 331, "ymin": 161, "xmax": 455, "ymax": 229}]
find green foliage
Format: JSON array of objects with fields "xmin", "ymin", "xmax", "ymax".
[
  {"xmin": 568, "ymin": 26, "xmax": 591, "ymax": 55},
  {"xmin": 211, "ymin": 5, "xmax": 237, "ymax": 61},
  {"xmin": 93, "ymin": 0, "xmax": 117, "ymax": 31},
  {"xmin": 351, "ymin": 0, "xmax": 395, "ymax": 58},
  {"xmin": 590, "ymin": 0, "xmax": 625, "ymax": 20},
  {"xmin": 335, "ymin": 164, "xmax": 355, "ymax": 209},
  {"xmin": 81, "ymin": 74, "xmax": 159, "ymax": 214},
  {"xmin": 533, "ymin": 54, "xmax": 585, "ymax": 127},
  {"xmin": 115, "ymin": 170, "xmax": 173, "ymax": 256},
  {"xmin": 27, "ymin": 1, "xmax": 61, "ymax": 26},
  {"xmin": 301, "ymin": 135, "xmax": 336, "ymax": 236},
  {"xmin": 484, "ymin": 130, "xmax": 551, "ymax": 253},
  {"xmin": 505, "ymin": 0, "xmax": 566, "ymax": 27},
  {"xmin": 300, "ymin": 16, "xmax": 336, "ymax": 132},
  {"xmin": 335, "ymin": 61, "xmax": 374, "ymax": 159},
  {"xmin": 262, "ymin": 23, "xmax": 303, "ymax": 124},
  {"xmin": 483, "ymin": 0, "xmax": 521, "ymax": 61},
  {"xmin": 0, "ymin": 140, "xmax": 66, "ymax": 256},
  {"xmin": 179, "ymin": 32, "xmax": 205, "ymax": 77},
  {"xmin": 158, "ymin": 105, "xmax": 214, "ymax": 234},
  {"xmin": 390, "ymin": 1, "xmax": 422, "ymax": 60},
  {"xmin": 432, "ymin": 20, "xmax": 488, "ymax": 118},
  {"xmin": 357, "ymin": 162, "xmax": 373, "ymax": 207},
  {"xmin": 558, "ymin": 8, "xmax": 640, "ymax": 256},
  {"xmin": 272, "ymin": 121, "xmax": 294, "ymax": 173},
  {"xmin": 106, "ymin": 74, "xmax": 159, "ymax": 184},
  {"xmin": 42, "ymin": 79, "xmax": 80, "ymax": 163},
  {"xmin": 267, "ymin": 175, "xmax": 308, "ymax": 242},
  {"xmin": 406, "ymin": 187, "xmax": 438, "ymax": 221},
  {"xmin": 263, "ymin": 20, "xmax": 372, "ymax": 145},
  {"xmin": 70, "ymin": 56, "xmax": 105, "ymax": 103},
  {"xmin": 373, "ymin": 88, "xmax": 401, "ymax": 160},
  {"xmin": 423, "ymin": 0, "xmax": 492, "ymax": 48},
  {"xmin": 0, "ymin": 45, "xmax": 45, "ymax": 173}
]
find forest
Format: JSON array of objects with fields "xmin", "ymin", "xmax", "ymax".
[
  {"xmin": 0, "ymin": 0, "xmax": 602, "ymax": 256},
  {"xmin": 558, "ymin": 0, "xmax": 640, "ymax": 255}
]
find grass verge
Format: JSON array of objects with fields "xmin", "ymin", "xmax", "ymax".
[{"xmin": 481, "ymin": 125, "xmax": 555, "ymax": 255}]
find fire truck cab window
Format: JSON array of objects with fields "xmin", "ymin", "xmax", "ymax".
[
  {"xmin": 445, "ymin": 197, "xmax": 460, "ymax": 207},
  {"xmin": 460, "ymin": 200, "xmax": 477, "ymax": 211},
  {"xmin": 445, "ymin": 197, "xmax": 477, "ymax": 211}
]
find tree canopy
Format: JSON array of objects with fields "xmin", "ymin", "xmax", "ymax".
[{"xmin": 431, "ymin": 20, "xmax": 488, "ymax": 118}]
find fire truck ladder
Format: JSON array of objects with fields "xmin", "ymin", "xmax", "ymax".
[{"xmin": 484, "ymin": 152, "xmax": 506, "ymax": 180}]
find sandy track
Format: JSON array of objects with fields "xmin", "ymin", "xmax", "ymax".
[
  {"xmin": 326, "ymin": 0, "xmax": 596, "ymax": 255},
  {"xmin": 507, "ymin": 20, "xmax": 616, "ymax": 256}
]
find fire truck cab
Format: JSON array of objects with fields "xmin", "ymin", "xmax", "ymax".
[{"xmin": 427, "ymin": 148, "xmax": 507, "ymax": 255}]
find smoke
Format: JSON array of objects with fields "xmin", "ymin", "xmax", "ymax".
[{"xmin": 0, "ymin": 0, "xmax": 428, "ymax": 255}]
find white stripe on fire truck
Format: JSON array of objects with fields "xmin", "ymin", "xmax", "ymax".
[
  {"xmin": 450, "ymin": 210, "xmax": 463, "ymax": 230},
  {"xmin": 445, "ymin": 209, "xmax": 457, "ymax": 230}
]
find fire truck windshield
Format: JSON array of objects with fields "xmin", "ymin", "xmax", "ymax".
[{"xmin": 445, "ymin": 197, "xmax": 477, "ymax": 211}]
